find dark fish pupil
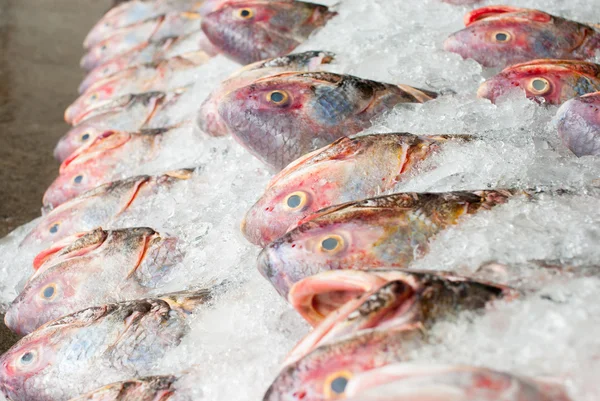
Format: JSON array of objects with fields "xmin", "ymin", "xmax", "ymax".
[
  {"xmin": 21, "ymin": 352, "xmax": 33, "ymax": 363},
  {"xmin": 81, "ymin": 133, "xmax": 90, "ymax": 141},
  {"xmin": 43, "ymin": 286, "xmax": 55, "ymax": 299},
  {"xmin": 330, "ymin": 377, "xmax": 348, "ymax": 394},
  {"xmin": 495, "ymin": 33, "xmax": 508, "ymax": 41},
  {"xmin": 74, "ymin": 175, "xmax": 83, "ymax": 184},
  {"xmin": 287, "ymin": 195, "xmax": 302, "ymax": 208},
  {"xmin": 532, "ymin": 79, "xmax": 547, "ymax": 91},
  {"xmin": 270, "ymin": 92, "xmax": 285, "ymax": 103},
  {"xmin": 240, "ymin": 9, "xmax": 251, "ymax": 17},
  {"xmin": 49, "ymin": 224, "xmax": 59, "ymax": 234},
  {"xmin": 322, "ymin": 237, "xmax": 338, "ymax": 251}
]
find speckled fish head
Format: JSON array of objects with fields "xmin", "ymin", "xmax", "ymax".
[
  {"xmin": 444, "ymin": 6, "xmax": 598, "ymax": 68},
  {"xmin": 478, "ymin": 60, "xmax": 600, "ymax": 104},
  {"xmin": 263, "ymin": 328, "xmax": 424, "ymax": 401},
  {"xmin": 43, "ymin": 131, "xmax": 133, "ymax": 209},
  {"xmin": 556, "ymin": 92, "xmax": 600, "ymax": 157},
  {"xmin": 198, "ymin": 51, "xmax": 335, "ymax": 137},
  {"xmin": 201, "ymin": 1, "xmax": 336, "ymax": 64}
]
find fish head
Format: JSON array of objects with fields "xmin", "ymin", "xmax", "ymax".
[
  {"xmin": 478, "ymin": 60, "xmax": 600, "ymax": 104},
  {"xmin": 201, "ymin": 1, "xmax": 336, "ymax": 64},
  {"xmin": 81, "ymin": 35, "xmax": 123, "ymax": 70},
  {"xmin": 257, "ymin": 207, "xmax": 396, "ymax": 298},
  {"xmin": 444, "ymin": 7, "xmax": 590, "ymax": 68},
  {"xmin": 556, "ymin": 92, "xmax": 600, "ymax": 157},
  {"xmin": 20, "ymin": 201, "xmax": 88, "ymax": 249},
  {"xmin": 65, "ymin": 76, "xmax": 125, "ymax": 124},
  {"xmin": 54, "ymin": 124, "xmax": 108, "ymax": 162},
  {"xmin": 43, "ymin": 131, "xmax": 132, "ymax": 209},
  {"xmin": 79, "ymin": 58, "xmax": 129, "ymax": 94}
]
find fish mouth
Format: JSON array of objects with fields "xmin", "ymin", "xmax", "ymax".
[
  {"xmin": 64, "ymin": 103, "xmax": 79, "ymax": 124},
  {"xmin": 80, "ymin": 51, "xmax": 99, "ymax": 71},
  {"xmin": 476, "ymin": 79, "xmax": 497, "ymax": 102},
  {"xmin": 4, "ymin": 307, "xmax": 27, "ymax": 336},
  {"xmin": 256, "ymin": 248, "xmax": 291, "ymax": 298}
]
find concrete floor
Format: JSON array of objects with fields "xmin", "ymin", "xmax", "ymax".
[{"xmin": 0, "ymin": 0, "xmax": 112, "ymax": 352}]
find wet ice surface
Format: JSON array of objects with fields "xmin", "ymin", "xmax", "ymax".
[{"xmin": 1, "ymin": 0, "xmax": 600, "ymax": 400}]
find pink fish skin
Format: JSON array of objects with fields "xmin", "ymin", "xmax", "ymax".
[
  {"xmin": 242, "ymin": 134, "xmax": 462, "ymax": 248},
  {"xmin": 218, "ymin": 72, "xmax": 437, "ymax": 170},
  {"xmin": 81, "ymin": 12, "xmax": 203, "ymax": 71},
  {"xmin": 199, "ymin": 50, "xmax": 335, "ymax": 137},
  {"xmin": 478, "ymin": 59, "xmax": 600, "ymax": 105},
  {"xmin": 68, "ymin": 376, "xmax": 178, "ymax": 401},
  {"xmin": 67, "ymin": 52, "xmax": 209, "ymax": 124},
  {"xmin": 20, "ymin": 169, "xmax": 194, "ymax": 250},
  {"xmin": 201, "ymin": 1, "xmax": 337, "ymax": 65},
  {"xmin": 444, "ymin": 6, "xmax": 600, "ymax": 68},
  {"xmin": 556, "ymin": 91, "xmax": 600, "ymax": 156},
  {"xmin": 342, "ymin": 364, "xmax": 572, "ymax": 401},
  {"xmin": 6, "ymin": 227, "xmax": 184, "ymax": 335}
]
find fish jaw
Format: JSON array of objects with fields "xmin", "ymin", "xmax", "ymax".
[{"xmin": 556, "ymin": 93, "xmax": 600, "ymax": 156}]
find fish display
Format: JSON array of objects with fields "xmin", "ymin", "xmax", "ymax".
[
  {"xmin": 44, "ymin": 125, "xmax": 190, "ymax": 208},
  {"xmin": 201, "ymin": 1, "xmax": 337, "ymax": 65},
  {"xmin": 478, "ymin": 59, "xmax": 600, "ymax": 105},
  {"xmin": 81, "ymin": 12, "xmax": 204, "ymax": 70},
  {"xmin": 556, "ymin": 91, "xmax": 600, "ymax": 156},
  {"xmin": 242, "ymin": 134, "xmax": 465, "ymax": 247},
  {"xmin": 340, "ymin": 364, "xmax": 572, "ymax": 401},
  {"xmin": 444, "ymin": 6, "xmax": 600, "ymax": 68},
  {"xmin": 0, "ymin": 291, "xmax": 209, "ymax": 401},
  {"xmin": 258, "ymin": 190, "xmax": 520, "ymax": 297},
  {"xmin": 6, "ymin": 227, "xmax": 185, "ymax": 335},
  {"xmin": 199, "ymin": 50, "xmax": 335, "ymax": 137},
  {"xmin": 21, "ymin": 169, "xmax": 195, "ymax": 249},
  {"xmin": 67, "ymin": 52, "xmax": 210, "ymax": 124},
  {"xmin": 68, "ymin": 375, "xmax": 178, "ymax": 401},
  {"xmin": 218, "ymin": 72, "xmax": 437, "ymax": 170}
]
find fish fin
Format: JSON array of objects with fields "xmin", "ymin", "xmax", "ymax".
[
  {"xmin": 159, "ymin": 288, "xmax": 214, "ymax": 314},
  {"xmin": 43, "ymin": 304, "xmax": 114, "ymax": 329},
  {"xmin": 396, "ymin": 85, "xmax": 438, "ymax": 102},
  {"xmin": 463, "ymin": 6, "xmax": 551, "ymax": 26},
  {"xmin": 31, "ymin": 231, "xmax": 93, "ymax": 270},
  {"xmin": 114, "ymin": 176, "xmax": 152, "ymax": 216},
  {"xmin": 503, "ymin": 59, "xmax": 600, "ymax": 77}
]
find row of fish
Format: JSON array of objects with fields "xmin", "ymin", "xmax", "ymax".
[{"xmin": 1, "ymin": 0, "xmax": 599, "ymax": 400}]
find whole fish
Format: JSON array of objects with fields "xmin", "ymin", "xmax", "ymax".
[
  {"xmin": 80, "ymin": 31, "xmax": 218, "ymax": 93},
  {"xmin": 68, "ymin": 52, "xmax": 210, "ymax": 124},
  {"xmin": 21, "ymin": 169, "xmax": 195, "ymax": 249},
  {"xmin": 478, "ymin": 59, "xmax": 600, "ymax": 105},
  {"xmin": 199, "ymin": 50, "xmax": 335, "ymax": 137},
  {"xmin": 218, "ymin": 71, "xmax": 437, "ymax": 170},
  {"xmin": 44, "ymin": 125, "xmax": 190, "ymax": 208},
  {"xmin": 257, "ymin": 190, "xmax": 519, "ymax": 297},
  {"xmin": 242, "ymin": 134, "xmax": 466, "ymax": 247},
  {"xmin": 201, "ymin": 1, "xmax": 337, "ymax": 65},
  {"xmin": 556, "ymin": 92, "xmax": 600, "ymax": 157},
  {"xmin": 342, "ymin": 364, "xmax": 572, "ymax": 401},
  {"xmin": 55, "ymin": 90, "xmax": 192, "ymax": 161},
  {"xmin": 81, "ymin": 12, "xmax": 204, "ymax": 71},
  {"xmin": 263, "ymin": 327, "xmax": 425, "ymax": 401},
  {"xmin": 285, "ymin": 269, "xmax": 513, "ymax": 365},
  {"xmin": 444, "ymin": 6, "xmax": 600, "ymax": 68},
  {"xmin": 85, "ymin": 0, "xmax": 203, "ymax": 48},
  {"xmin": 6, "ymin": 227, "xmax": 185, "ymax": 335},
  {"xmin": 69, "ymin": 376, "xmax": 178, "ymax": 401},
  {"xmin": 0, "ymin": 291, "xmax": 209, "ymax": 401}
]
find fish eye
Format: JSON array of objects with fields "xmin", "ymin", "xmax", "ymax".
[
  {"xmin": 492, "ymin": 31, "xmax": 511, "ymax": 43},
  {"xmin": 100, "ymin": 45, "xmax": 107, "ymax": 51},
  {"xmin": 323, "ymin": 370, "xmax": 353, "ymax": 398},
  {"xmin": 267, "ymin": 90, "xmax": 290, "ymax": 106},
  {"xmin": 81, "ymin": 132, "xmax": 90, "ymax": 142},
  {"xmin": 284, "ymin": 191, "xmax": 309, "ymax": 211},
  {"xmin": 527, "ymin": 77, "xmax": 551, "ymax": 95},
  {"xmin": 40, "ymin": 284, "xmax": 58, "ymax": 301},
  {"xmin": 18, "ymin": 350, "xmax": 37, "ymax": 367},
  {"xmin": 49, "ymin": 222, "xmax": 60, "ymax": 235},
  {"xmin": 236, "ymin": 8, "xmax": 254, "ymax": 19},
  {"xmin": 73, "ymin": 175, "xmax": 84, "ymax": 184},
  {"xmin": 89, "ymin": 93, "xmax": 98, "ymax": 101},
  {"xmin": 319, "ymin": 235, "xmax": 345, "ymax": 254}
]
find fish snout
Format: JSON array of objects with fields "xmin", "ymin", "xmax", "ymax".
[
  {"xmin": 198, "ymin": 99, "xmax": 230, "ymax": 137},
  {"xmin": 64, "ymin": 103, "xmax": 80, "ymax": 125},
  {"xmin": 80, "ymin": 51, "xmax": 99, "ymax": 71},
  {"xmin": 53, "ymin": 136, "xmax": 74, "ymax": 162},
  {"xmin": 4, "ymin": 307, "xmax": 25, "ymax": 336},
  {"xmin": 257, "ymin": 248, "xmax": 290, "ymax": 298},
  {"xmin": 477, "ymin": 79, "xmax": 495, "ymax": 102},
  {"xmin": 556, "ymin": 97, "xmax": 600, "ymax": 157}
]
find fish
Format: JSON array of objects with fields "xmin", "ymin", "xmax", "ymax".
[
  {"xmin": 0, "ymin": 291, "xmax": 210, "ymax": 401},
  {"xmin": 199, "ymin": 50, "xmax": 335, "ymax": 137},
  {"xmin": 6, "ymin": 227, "xmax": 185, "ymax": 335},
  {"xmin": 84, "ymin": 0, "xmax": 202, "ymax": 48},
  {"xmin": 20, "ymin": 169, "xmax": 195, "ymax": 250},
  {"xmin": 285, "ymin": 269, "xmax": 514, "ymax": 365},
  {"xmin": 218, "ymin": 71, "xmax": 438, "ymax": 170},
  {"xmin": 68, "ymin": 52, "xmax": 211, "ymax": 124},
  {"xmin": 478, "ymin": 59, "xmax": 600, "ymax": 105},
  {"xmin": 80, "ymin": 31, "xmax": 219, "ymax": 93},
  {"xmin": 257, "ymin": 190, "xmax": 520, "ymax": 298},
  {"xmin": 44, "ymin": 125, "xmax": 190, "ymax": 209},
  {"xmin": 263, "ymin": 326, "xmax": 426, "ymax": 401},
  {"xmin": 556, "ymin": 91, "xmax": 600, "ymax": 157},
  {"xmin": 444, "ymin": 6, "xmax": 600, "ymax": 68},
  {"xmin": 201, "ymin": 1, "xmax": 337, "ymax": 65},
  {"xmin": 81, "ymin": 12, "xmax": 204, "ymax": 71},
  {"xmin": 341, "ymin": 364, "xmax": 572, "ymax": 401},
  {"xmin": 68, "ymin": 376, "xmax": 178, "ymax": 401},
  {"xmin": 242, "ymin": 134, "xmax": 466, "ymax": 247}
]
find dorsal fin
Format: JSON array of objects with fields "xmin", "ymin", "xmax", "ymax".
[
  {"xmin": 502, "ymin": 59, "xmax": 600, "ymax": 77},
  {"xmin": 464, "ymin": 6, "xmax": 551, "ymax": 26}
]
